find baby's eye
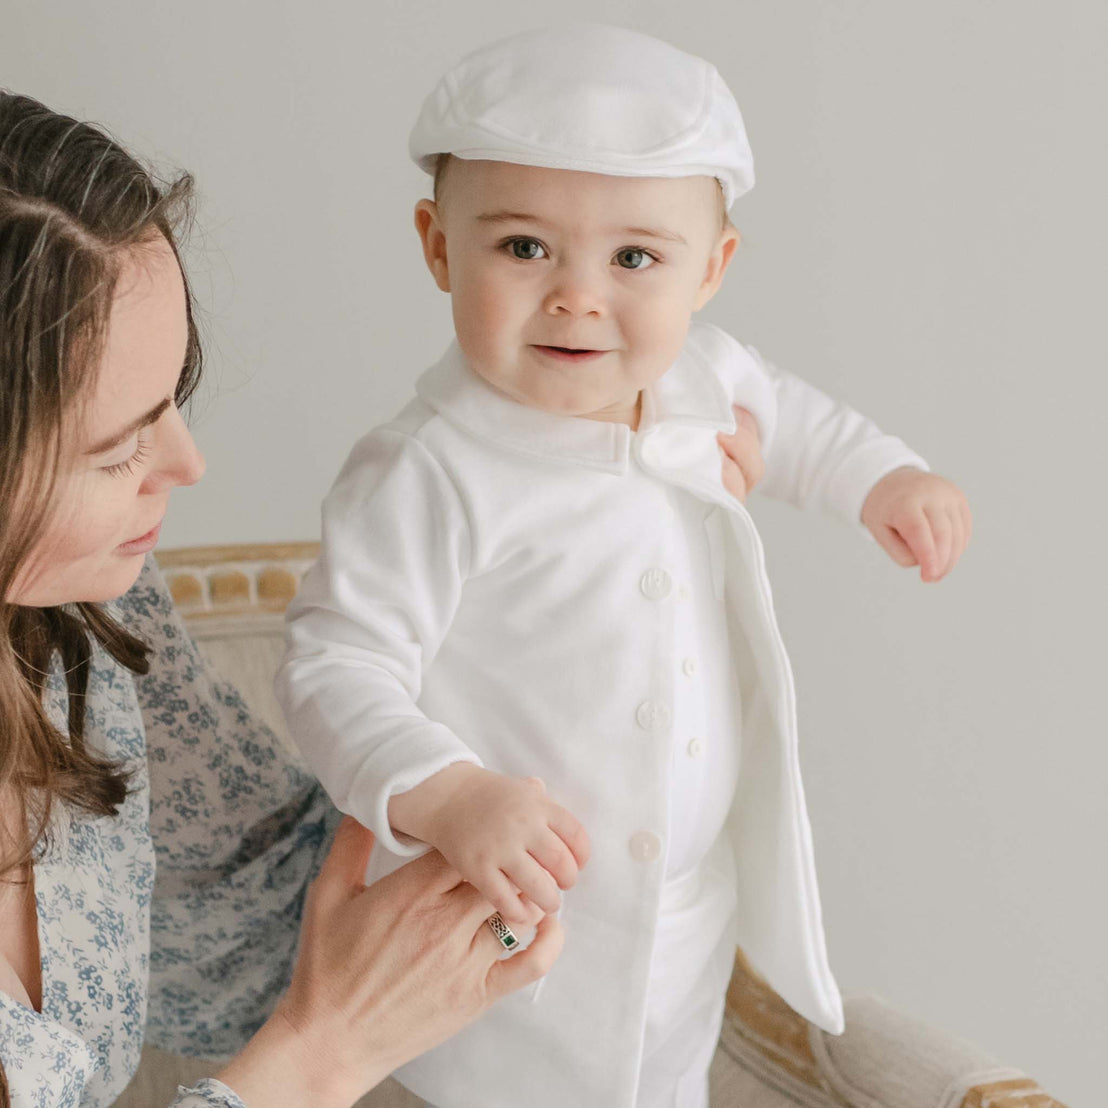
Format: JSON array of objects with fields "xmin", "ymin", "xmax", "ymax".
[
  {"xmin": 506, "ymin": 238, "xmax": 547, "ymax": 261},
  {"xmin": 614, "ymin": 248, "xmax": 656, "ymax": 270}
]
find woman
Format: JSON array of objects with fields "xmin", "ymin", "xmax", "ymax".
[
  {"xmin": 0, "ymin": 92, "xmax": 763, "ymax": 1107},
  {"xmin": 0, "ymin": 91, "xmax": 566, "ymax": 1108}
]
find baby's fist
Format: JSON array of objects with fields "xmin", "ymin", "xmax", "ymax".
[
  {"xmin": 425, "ymin": 766, "xmax": 590, "ymax": 928},
  {"xmin": 861, "ymin": 467, "xmax": 972, "ymax": 583}
]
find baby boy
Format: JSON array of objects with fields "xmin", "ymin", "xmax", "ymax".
[{"xmin": 278, "ymin": 24, "xmax": 970, "ymax": 1108}]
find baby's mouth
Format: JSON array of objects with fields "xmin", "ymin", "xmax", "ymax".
[{"xmin": 533, "ymin": 345, "xmax": 609, "ymax": 362}]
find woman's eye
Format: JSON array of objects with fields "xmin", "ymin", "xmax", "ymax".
[
  {"xmin": 614, "ymin": 248, "xmax": 655, "ymax": 270},
  {"xmin": 507, "ymin": 238, "xmax": 546, "ymax": 261},
  {"xmin": 101, "ymin": 435, "xmax": 151, "ymax": 479}
]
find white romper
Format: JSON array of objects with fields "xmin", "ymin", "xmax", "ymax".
[{"xmin": 278, "ymin": 320, "xmax": 929, "ymax": 1107}]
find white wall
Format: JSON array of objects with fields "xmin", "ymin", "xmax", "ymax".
[{"xmin": 4, "ymin": 2, "xmax": 1105, "ymax": 1103}]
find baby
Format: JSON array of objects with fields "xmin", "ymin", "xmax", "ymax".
[{"xmin": 277, "ymin": 24, "xmax": 970, "ymax": 1108}]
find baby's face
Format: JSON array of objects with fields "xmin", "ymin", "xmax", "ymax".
[{"xmin": 415, "ymin": 159, "xmax": 737, "ymax": 424}]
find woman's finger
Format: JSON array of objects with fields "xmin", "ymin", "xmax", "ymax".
[
  {"xmin": 485, "ymin": 916, "xmax": 565, "ymax": 1002},
  {"xmin": 470, "ymin": 900, "xmax": 544, "ymax": 963},
  {"xmin": 311, "ymin": 817, "xmax": 376, "ymax": 913},
  {"xmin": 444, "ymin": 878, "xmax": 498, "ymax": 934}
]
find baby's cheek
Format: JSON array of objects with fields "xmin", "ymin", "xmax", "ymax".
[
  {"xmin": 628, "ymin": 297, "xmax": 691, "ymax": 381},
  {"xmin": 454, "ymin": 282, "xmax": 510, "ymax": 358}
]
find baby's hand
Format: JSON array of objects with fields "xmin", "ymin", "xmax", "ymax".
[
  {"xmin": 414, "ymin": 765, "xmax": 590, "ymax": 928},
  {"xmin": 861, "ymin": 467, "xmax": 972, "ymax": 582},
  {"xmin": 717, "ymin": 406, "xmax": 765, "ymax": 503}
]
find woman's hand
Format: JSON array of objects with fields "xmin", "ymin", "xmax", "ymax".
[
  {"xmin": 718, "ymin": 406, "xmax": 765, "ymax": 503},
  {"xmin": 216, "ymin": 817, "xmax": 564, "ymax": 1108}
]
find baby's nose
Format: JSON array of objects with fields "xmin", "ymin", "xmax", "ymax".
[{"xmin": 542, "ymin": 272, "xmax": 605, "ymax": 318}]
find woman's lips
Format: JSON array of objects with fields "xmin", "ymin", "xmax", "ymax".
[
  {"xmin": 532, "ymin": 345, "xmax": 609, "ymax": 364},
  {"xmin": 117, "ymin": 520, "xmax": 163, "ymax": 556}
]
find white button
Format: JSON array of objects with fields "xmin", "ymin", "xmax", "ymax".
[
  {"xmin": 639, "ymin": 568, "xmax": 672, "ymax": 601},
  {"xmin": 682, "ymin": 657, "xmax": 698, "ymax": 677},
  {"xmin": 676, "ymin": 584, "xmax": 691, "ymax": 603},
  {"xmin": 636, "ymin": 701, "xmax": 671, "ymax": 732},
  {"xmin": 629, "ymin": 830, "xmax": 662, "ymax": 862},
  {"xmin": 687, "ymin": 738, "xmax": 704, "ymax": 758}
]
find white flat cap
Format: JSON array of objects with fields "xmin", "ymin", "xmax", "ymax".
[{"xmin": 410, "ymin": 24, "xmax": 754, "ymax": 208}]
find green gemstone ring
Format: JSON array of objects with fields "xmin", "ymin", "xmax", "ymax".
[{"xmin": 487, "ymin": 912, "xmax": 519, "ymax": 951}]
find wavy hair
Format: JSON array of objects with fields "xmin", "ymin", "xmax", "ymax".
[{"xmin": 0, "ymin": 93, "xmax": 204, "ymax": 1064}]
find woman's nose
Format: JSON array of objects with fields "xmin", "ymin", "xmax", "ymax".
[{"xmin": 143, "ymin": 405, "xmax": 206, "ymax": 492}]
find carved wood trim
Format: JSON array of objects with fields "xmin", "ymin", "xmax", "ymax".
[{"xmin": 155, "ymin": 542, "xmax": 319, "ymax": 618}]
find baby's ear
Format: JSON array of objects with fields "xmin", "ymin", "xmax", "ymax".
[
  {"xmin": 693, "ymin": 225, "xmax": 740, "ymax": 311},
  {"xmin": 414, "ymin": 199, "xmax": 451, "ymax": 292}
]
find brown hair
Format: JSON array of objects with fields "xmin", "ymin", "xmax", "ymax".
[{"xmin": 0, "ymin": 93, "xmax": 202, "ymax": 894}]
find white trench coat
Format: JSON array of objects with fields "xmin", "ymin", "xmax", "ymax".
[{"xmin": 276, "ymin": 321, "xmax": 928, "ymax": 1107}]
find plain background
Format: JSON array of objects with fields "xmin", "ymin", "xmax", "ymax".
[{"xmin": 4, "ymin": 2, "xmax": 1105, "ymax": 1103}]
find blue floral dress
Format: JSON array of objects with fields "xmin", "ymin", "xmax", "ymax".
[{"xmin": 0, "ymin": 557, "xmax": 339, "ymax": 1106}]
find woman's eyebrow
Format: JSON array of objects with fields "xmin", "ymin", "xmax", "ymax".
[{"xmin": 84, "ymin": 397, "xmax": 172, "ymax": 456}]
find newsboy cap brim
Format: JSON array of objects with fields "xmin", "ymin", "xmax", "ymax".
[{"xmin": 409, "ymin": 24, "xmax": 754, "ymax": 208}]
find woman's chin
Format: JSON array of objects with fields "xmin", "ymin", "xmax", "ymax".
[
  {"xmin": 10, "ymin": 556, "xmax": 147, "ymax": 607},
  {"xmin": 91, "ymin": 554, "xmax": 150, "ymax": 602}
]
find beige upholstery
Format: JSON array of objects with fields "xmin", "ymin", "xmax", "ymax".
[{"xmin": 113, "ymin": 545, "xmax": 1068, "ymax": 1108}]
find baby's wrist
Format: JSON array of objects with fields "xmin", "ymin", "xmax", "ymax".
[{"xmin": 388, "ymin": 761, "xmax": 485, "ymax": 845}]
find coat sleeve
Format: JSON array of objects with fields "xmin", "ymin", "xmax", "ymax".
[
  {"xmin": 114, "ymin": 557, "xmax": 340, "ymax": 1062},
  {"xmin": 703, "ymin": 324, "xmax": 931, "ymax": 528},
  {"xmin": 169, "ymin": 1078, "xmax": 248, "ymax": 1107},
  {"xmin": 275, "ymin": 425, "xmax": 482, "ymax": 857}
]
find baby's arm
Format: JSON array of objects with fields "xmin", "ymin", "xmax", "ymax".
[
  {"xmin": 276, "ymin": 427, "xmax": 478, "ymax": 855},
  {"xmin": 276, "ymin": 426, "xmax": 587, "ymax": 925},
  {"xmin": 713, "ymin": 330, "xmax": 970, "ymax": 580}
]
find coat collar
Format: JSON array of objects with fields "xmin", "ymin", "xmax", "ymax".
[{"xmin": 415, "ymin": 332, "xmax": 736, "ymax": 473}]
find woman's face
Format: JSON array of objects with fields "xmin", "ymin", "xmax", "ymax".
[{"xmin": 10, "ymin": 234, "xmax": 205, "ymax": 606}]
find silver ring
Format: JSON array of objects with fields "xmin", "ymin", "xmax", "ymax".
[{"xmin": 487, "ymin": 912, "xmax": 519, "ymax": 951}]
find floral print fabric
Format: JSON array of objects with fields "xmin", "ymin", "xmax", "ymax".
[{"xmin": 0, "ymin": 557, "xmax": 337, "ymax": 1106}]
